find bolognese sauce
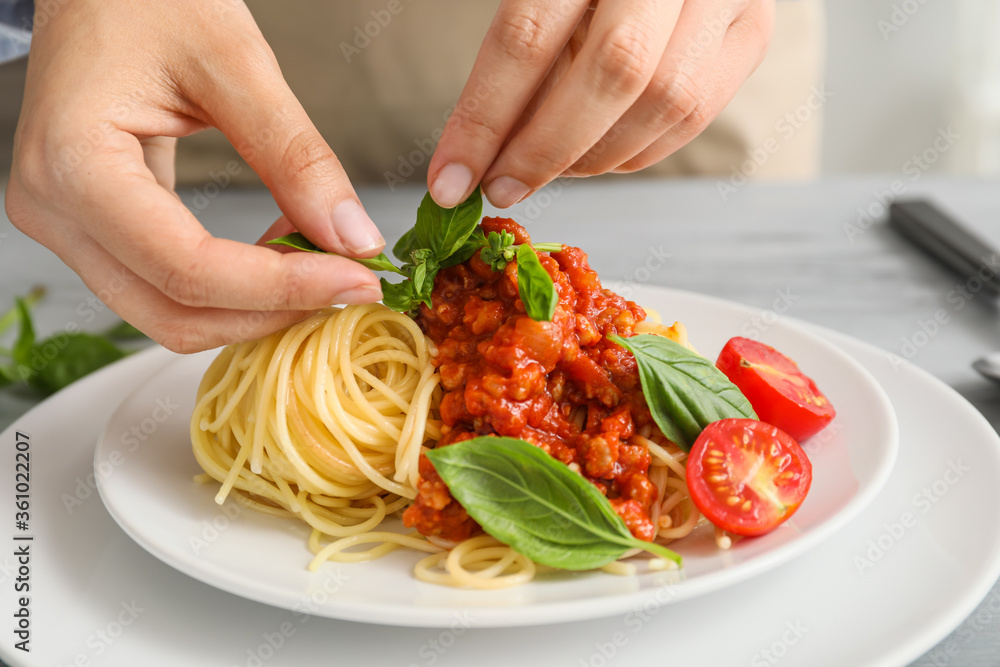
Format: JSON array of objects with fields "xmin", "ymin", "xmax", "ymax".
[{"xmin": 402, "ymin": 218, "xmax": 659, "ymax": 544}]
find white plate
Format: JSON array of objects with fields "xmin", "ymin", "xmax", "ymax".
[
  {"xmin": 3, "ymin": 286, "xmax": 998, "ymax": 667},
  {"xmin": 92, "ymin": 286, "xmax": 897, "ymax": 628}
]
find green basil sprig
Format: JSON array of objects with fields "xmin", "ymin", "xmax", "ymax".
[
  {"xmin": 426, "ymin": 436, "xmax": 681, "ymax": 570},
  {"xmin": 480, "ymin": 229, "xmax": 562, "ymax": 273},
  {"xmin": 270, "ymin": 189, "xmax": 482, "ymax": 313},
  {"xmin": 268, "ymin": 188, "xmax": 563, "ymax": 321},
  {"xmin": 609, "ymin": 334, "xmax": 757, "ymax": 452},
  {"xmin": 480, "ymin": 229, "xmax": 517, "ymax": 271}
]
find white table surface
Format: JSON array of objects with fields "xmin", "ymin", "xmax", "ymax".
[{"xmin": 1, "ymin": 175, "xmax": 999, "ymax": 666}]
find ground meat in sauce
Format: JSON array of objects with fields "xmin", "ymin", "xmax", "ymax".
[{"xmin": 401, "ymin": 217, "xmax": 658, "ymax": 544}]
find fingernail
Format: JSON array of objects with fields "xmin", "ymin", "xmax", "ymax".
[
  {"xmin": 331, "ymin": 199, "xmax": 384, "ymax": 254},
  {"xmin": 430, "ymin": 163, "xmax": 474, "ymax": 208},
  {"xmin": 336, "ymin": 282, "xmax": 383, "ymax": 304},
  {"xmin": 485, "ymin": 176, "xmax": 530, "ymax": 209}
]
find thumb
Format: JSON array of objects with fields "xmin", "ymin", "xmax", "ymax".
[{"xmin": 184, "ymin": 38, "xmax": 384, "ymax": 257}]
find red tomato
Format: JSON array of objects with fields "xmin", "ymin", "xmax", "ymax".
[
  {"xmin": 716, "ymin": 336, "xmax": 836, "ymax": 441},
  {"xmin": 687, "ymin": 419, "xmax": 812, "ymax": 537}
]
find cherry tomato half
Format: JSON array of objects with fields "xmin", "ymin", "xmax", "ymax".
[
  {"xmin": 716, "ymin": 336, "xmax": 836, "ymax": 442},
  {"xmin": 687, "ymin": 419, "xmax": 812, "ymax": 537}
]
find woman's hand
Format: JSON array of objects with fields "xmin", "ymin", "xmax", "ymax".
[
  {"xmin": 428, "ymin": 0, "xmax": 776, "ymax": 208},
  {"xmin": 4, "ymin": 0, "xmax": 384, "ymax": 353}
]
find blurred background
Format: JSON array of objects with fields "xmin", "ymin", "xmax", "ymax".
[{"xmin": 0, "ymin": 0, "xmax": 997, "ymax": 188}]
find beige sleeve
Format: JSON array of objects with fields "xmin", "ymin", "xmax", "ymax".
[{"xmin": 173, "ymin": 0, "xmax": 825, "ymax": 187}]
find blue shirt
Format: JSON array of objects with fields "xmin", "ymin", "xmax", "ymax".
[
  {"xmin": 0, "ymin": 0, "xmax": 31, "ymax": 28},
  {"xmin": 0, "ymin": 0, "xmax": 32, "ymax": 62}
]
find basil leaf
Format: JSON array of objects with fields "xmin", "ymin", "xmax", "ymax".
[
  {"xmin": 426, "ymin": 437, "xmax": 680, "ymax": 570},
  {"xmin": 379, "ymin": 278, "xmax": 420, "ymax": 313},
  {"xmin": 392, "ymin": 227, "xmax": 420, "ymax": 263},
  {"xmin": 440, "ymin": 227, "xmax": 487, "ymax": 269},
  {"xmin": 610, "ymin": 334, "xmax": 757, "ymax": 451},
  {"xmin": 267, "ymin": 232, "xmax": 323, "ymax": 253},
  {"xmin": 353, "ymin": 253, "xmax": 406, "ymax": 275},
  {"xmin": 409, "ymin": 253, "xmax": 440, "ymax": 309},
  {"xmin": 25, "ymin": 333, "xmax": 127, "ymax": 395},
  {"xmin": 267, "ymin": 233, "xmax": 405, "ymax": 276},
  {"xmin": 414, "ymin": 187, "xmax": 483, "ymax": 262},
  {"xmin": 515, "ymin": 245, "xmax": 558, "ymax": 322}
]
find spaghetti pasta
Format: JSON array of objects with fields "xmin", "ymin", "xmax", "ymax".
[
  {"xmin": 191, "ymin": 304, "xmax": 441, "ymax": 555},
  {"xmin": 189, "ymin": 217, "xmax": 737, "ymax": 589}
]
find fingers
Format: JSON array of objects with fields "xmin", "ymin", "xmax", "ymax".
[
  {"xmin": 181, "ymin": 31, "xmax": 385, "ymax": 258},
  {"xmin": 479, "ymin": 0, "xmax": 682, "ymax": 206},
  {"xmin": 46, "ymin": 134, "xmax": 382, "ymax": 314},
  {"xmin": 6, "ymin": 167, "xmax": 359, "ymax": 355},
  {"xmin": 52, "ymin": 234, "xmax": 320, "ymax": 353},
  {"xmin": 573, "ymin": 0, "xmax": 773, "ymax": 175},
  {"xmin": 433, "ymin": 0, "xmax": 773, "ymax": 205},
  {"xmin": 10, "ymin": 173, "xmax": 381, "ymax": 353},
  {"xmin": 10, "ymin": 118, "xmax": 382, "ymax": 355},
  {"xmin": 427, "ymin": 0, "xmax": 592, "ymax": 208}
]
